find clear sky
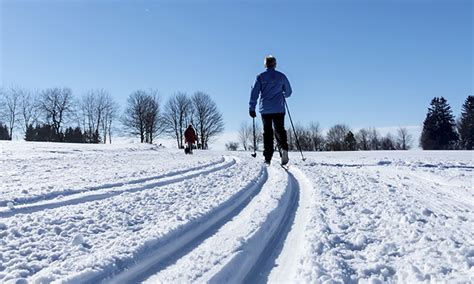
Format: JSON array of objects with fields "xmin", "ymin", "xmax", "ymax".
[{"xmin": 1, "ymin": 0, "xmax": 472, "ymax": 137}]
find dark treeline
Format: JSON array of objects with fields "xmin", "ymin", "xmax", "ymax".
[
  {"xmin": 234, "ymin": 95, "xmax": 473, "ymax": 152},
  {"xmin": 238, "ymin": 122, "xmax": 413, "ymax": 152},
  {"xmin": 0, "ymin": 86, "xmax": 224, "ymax": 149},
  {"xmin": 291, "ymin": 124, "xmax": 412, "ymax": 151},
  {"xmin": 25, "ymin": 124, "xmax": 87, "ymax": 143},
  {"xmin": 0, "ymin": 87, "xmax": 118, "ymax": 143}
]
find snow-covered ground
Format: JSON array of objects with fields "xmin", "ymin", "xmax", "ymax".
[{"xmin": 0, "ymin": 141, "xmax": 472, "ymax": 283}]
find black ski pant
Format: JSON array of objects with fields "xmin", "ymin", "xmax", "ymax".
[{"xmin": 261, "ymin": 113, "xmax": 288, "ymax": 162}]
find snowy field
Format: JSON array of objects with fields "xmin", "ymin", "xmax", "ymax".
[{"xmin": 0, "ymin": 141, "xmax": 472, "ymax": 283}]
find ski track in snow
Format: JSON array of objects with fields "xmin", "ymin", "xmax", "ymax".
[
  {"xmin": 0, "ymin": 157, "xmax": 226, "ymax": 208},
  {"xmin": 93, "ymin": 163, "xmax": 268, "ymax": 284},
  {"xmin": 0, "ymin": 157, "xmax": 235, "ymax": 218},
  {"xmin": 144, "ymin": 165, "xmax": 298, "ymax": 284},
  {"xmin": 0, "ymin": 142, "xmax": 473, "ymax": 283}
]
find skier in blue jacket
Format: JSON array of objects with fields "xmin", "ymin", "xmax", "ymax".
[{"xmin": 249, "ymin": 55, "xmax": 292, "ymax": 165}]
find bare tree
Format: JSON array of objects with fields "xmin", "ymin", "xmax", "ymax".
[
  {"xmin": 163, "ymin": 93, "xmax": 193, "ymax": 148},
  {"xmin": 309, "ymin": 122, "xmax": 324, "ymax": 151},
  {"xmin": 243, "ymin": 120, "xmax": 263, "ymax": 151},
  {"xmin": 191, "ymin": 92, "xmax": 224, "ymax": 149},
  {"xmin": 80, "ymin": 90, "xmax": 103, "ymax": 143},
  {"xmin": 396, "ymin": 127, "xmax": 413, "ymax": 150},
  {"xmin": 287, "ymin": 127, "xmax": 295, "ymax": 151},
  {"xmin": 225, "ymin": 141, "xmax": 239, "ymax": 151},
  {"xmin": 356, "ymin": 128, "xmax": 370, "ymax": 150},
  {"xmin": 253, "ymin": 122, "xmax": 263, "ymax": 151},
  {"xmin": 19, "ymin": 89, "xmax": 40, "ymax": 136},
  {"xmin": 101, "ymin": 95, "xmax": 119, "ymax": 144},
  {"xmin": 123, "ymin": 90, "xmax": 162, "ymax": 143},
  {"xmin": 294, "ymin": 123, "xmax": 312, "ymax": 151},
  {"xmin": 368, "ymin": 127, "xmax": 380, "ymax": 150},
  {"xmin": 38, "ymin": 87, "xmax": 74, "ymax": 141},
  {"xmin": 143, "ymin": 91, "xmax": 163, "ymax": 144},
  {"xmin": 123, "ymin": 90, "xmax": 148, "ymax": 143},
  {"xmin": 79, "ymin": 89, "xmax": 118, "ymax": 143},
  {"xmin": 326, "ymin": 124, "xmax": 350, "ymax": 151},
  {"xmin": 238, "ymin": 121, "xmax": 252, "ymax": 151},
  {"xmin": 0, "ymin": 87, "xmax": 21, "ymax": 140},
  {"xmin": 279, "ymin": 122, "xmax": 322, "ymax": 152},
  {"xmin": 0, "ymin": 88, "xmax": 6, "ymax": 138},
  {"xmin": 163, "ymin": 96, "xmax": 180, "ymax": 148}
]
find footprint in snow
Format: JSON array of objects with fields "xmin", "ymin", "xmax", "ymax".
[
  {"xmin": 457, "ymin": 215, "xmax": 467, "ymax": 222},
  {"xmin": 338, "ymin": 223, "xmax": 349, "ymax": 230},
  {"xmin": 361, "ymin": 208, "xmax": 373, "ymax": 215},
  {"xmin": 422, "ymin": 208, "xmax": 434, "ymax": 217},
  {"xmin": 367, "ymin": 177, "xmax": 379, "ymax": 183}
]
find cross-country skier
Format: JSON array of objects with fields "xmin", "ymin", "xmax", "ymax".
[
  {"xmin": 249, "ymin": 55, "xmax": 292, "ymax": 165},
  {"xmin": 184, "ymin": 124, "xmax": 197, "ymax": 154}
]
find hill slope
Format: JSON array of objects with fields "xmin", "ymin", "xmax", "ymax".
[{"xmin": 0, "ymin": 142, "xmax": 472, "ymax": 283}]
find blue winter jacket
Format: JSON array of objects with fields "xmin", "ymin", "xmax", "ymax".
[{"xmin": 249, "ymin": 68, "xmax": 292, "ymax": 114}]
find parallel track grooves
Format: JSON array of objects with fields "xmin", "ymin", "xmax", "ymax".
[
  {"xmin": 0, "ymin": 157, "xmax": 225, "ymax": 208},
  {"xmin": 0, "ymin": 157, "xmax": 235, "ymax": 218}
]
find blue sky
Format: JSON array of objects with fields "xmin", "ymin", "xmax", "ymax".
[{"xmin": 1, "ymin": 0, "xmax": 472, "ymax": 137}]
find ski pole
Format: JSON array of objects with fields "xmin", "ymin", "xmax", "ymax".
[
  {"xmin": 283, "ymin": 97, "xmax": 306, "ymax": 161},
  {"xmin": 251, "ymin": 117, "xmax": 257, "ymax": 158}
]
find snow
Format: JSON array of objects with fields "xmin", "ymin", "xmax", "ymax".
[
  {"xmin": 291, "ymin": 151, "xmax": 474, "ymax": 283},
  {"xmin": 0, "ymin": 141, "xmax": 473, "ymax": 283},
  {"xmin": 71, "ymin": 234, "xmax": 85, "ymax": 246}
]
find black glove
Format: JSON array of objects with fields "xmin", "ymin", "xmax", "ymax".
[{"xmin": 249, "ymin": 110, "xmax": 256, "ymax": 118}]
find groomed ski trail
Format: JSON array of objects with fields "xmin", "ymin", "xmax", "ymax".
[
  {"xmin": 18, "ymin": 154, "xmax": 266, "ymax": 283},
  {"xmin": 59, "ymin": 159, "xmax": 268, "ymax": 284},
  {"xmin": 143, "ymin": 162, "xmax": 313, "ymax": 283},
  {"xmin": 0, "ymin": 157, "xmax": 226, "ymax": 208},
  {"xmin": 266, "ymin": 167, "xmax": 313, "ymax": 282},
  {"xmin": 0, "ymin": 157, "xmax": 235, "ymax": 217}
]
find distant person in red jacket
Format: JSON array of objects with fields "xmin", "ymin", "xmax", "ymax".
[{"xmin": 184, "ymin": 124, "xmax": 197, "ymax": 154}]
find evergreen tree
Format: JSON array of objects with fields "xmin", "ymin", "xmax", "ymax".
[
  {"xmin": 0, "ymin": 123, "xmax": 10, "ymax": 140},
  {"xmin": 25, "ymin": 124, "xmax": 86, "ymax": 143},
  {"xmin": 344, "ymin": 131, "xmax": 357, "ymax": 151},
  {"xmin": 64, "ymin": 127, "xmax": 75, "ymax": 143},
  {"xmin": 380, "ymin": 134, "xmax": 396, "ymax": 150},
  {"xmin": 64, "ymin": 127, "xmax": 85, "ymax": 143},
  {"xmin": 36, "ymin": 124, "xmax": 57, "ymax": 142},
  {"xmin": 73, "ymin": 127, "xmax": 85, "ymax": 143},
  {"xmin": 458, "ymin": 95, "xmax": 474, "ymax": 150},
  {"xmin": 420, "ymin": 97, "xmax": 458, "ymax": 150},
  {"xmin": 25, "ymin": 124, "xmax": 36, "ymax": 141}
]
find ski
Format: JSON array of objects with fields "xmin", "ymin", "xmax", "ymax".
[{"xmin": 280, "ymin": 163, "xmax": 289, "ymax": 171}]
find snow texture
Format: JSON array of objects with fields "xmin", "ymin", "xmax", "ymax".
[{"xmin": 0, "ymin": 141, "xmax": 472, "ymax": 283}]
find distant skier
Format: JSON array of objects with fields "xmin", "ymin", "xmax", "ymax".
[
  {"xmin": 249, "ymin": 55, "xmax": 292, "ymax": 165},
  {"xmin": 184, "ymin": 124, "xmax": 197, "ymax": 154}
]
